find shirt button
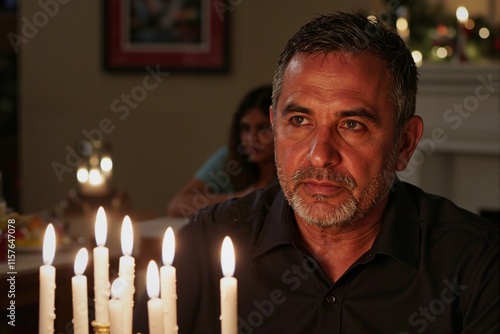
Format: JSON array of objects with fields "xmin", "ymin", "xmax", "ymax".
[{"xmin": 326, "ymin": 295, "xmax": 336, "ymax": 304}]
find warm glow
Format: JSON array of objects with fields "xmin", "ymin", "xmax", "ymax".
[
  {"xmin": 89, "ymin": 155, "xmax": 99, "ymax": 167},
  {"xmin": 479, "ymin": 27, "xmax": 490, "ymax": 39},
  {"xmin": 456, "ymin": 6, "xmax": 469, "ymax": 23},
  {"xmin": 398, "ymin": 28, "xmax": 410, "ymax": 40},
  {"xmin": 464, "ymin": 19, "xmax": 474, "ymax": 30},
  {"xmin": 74, "ymin": 248, "xmax": 88, "ymax": 275},
  {"xmin": 436, "ymin": 47, "xmax": 448, "ymax": 58},
  {"xmin": 100, "ymin": 157, "xmax": 113, "ymax": 172},
  {"xmin": 42, "ymin": 223, "xmax": 56, "ymax": 265},
  {"xmin": 411, "ymin": 50, "xmax": 423, "ymax": 67},
  {"xmin": 111, "ymin": 278, "xmax": 127, "ymax": 299},
  {"xmin": 366, "ymin": 15, "xmax": 377, "ymax": 23},
  {"xmin": 221, "ymin": 236, "xmax": 235, "ymax": 277},
  {"xmin": 396, "ymin": 17, "xmax": 408, "ymax": 31},
  {"xmin": 162, "ymin": 227, "xmax": 175, "ymax": 266},
  {"xmin": 77, "ymin": 167, "xmax": 89, "ymax": 183},
  {"xmin": 89, "ymin": 168, "xmax": 103, "ymax": 185},
  {"xmin": 436, "ymin": 24, "xmax": 448, "ymax": 37},
  {"xmin": 95, "ymin": 206, "xmax": 107, "ymax": 246},
  {"xmin": 147, "ymin": 260, "xmax": 160, "ymax": 299},
  {"xmin": 121, "ymin": 215, "xmax": 133, "ymax": 256}
]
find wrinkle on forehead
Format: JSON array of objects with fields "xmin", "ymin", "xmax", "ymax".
[{"xmin": 283, "ymin": 52, "xmax": 390, "ymax": 105}]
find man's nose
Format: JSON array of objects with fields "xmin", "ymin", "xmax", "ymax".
[{"xmin": 307, "ymin": 127, "xmax": 341, "ymax": 168}]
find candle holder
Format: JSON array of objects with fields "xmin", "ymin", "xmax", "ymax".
[{"xmin": 91, "ymin": 320, "xmax": 110, "ymax": 334}]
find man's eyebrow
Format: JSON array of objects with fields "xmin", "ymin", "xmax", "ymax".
[
  {"xmin": 339, "ymin": 108, "xmax": 379, "ymax": 123},
  {"xmin": 282, "ymin": 104, "xmax": 380, "ymax": 123},
  {"xmin": 281, "ymin": 103, "xmax": 312, "ymax": 116}
]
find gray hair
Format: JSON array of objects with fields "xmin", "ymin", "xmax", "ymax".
[{"xmin": 272, "ymin": 11, "xmax": 418, "ymax": 136}]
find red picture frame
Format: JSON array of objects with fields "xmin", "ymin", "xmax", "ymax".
[{"xmin": 104, "ymin": 0, "xmax": 228, "ymax": 72}]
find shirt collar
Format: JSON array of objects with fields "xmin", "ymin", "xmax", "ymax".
[
  {"xmin": 253, "ymin": 181, "xmax": 420, "ymax": 269},
  {"xmin": 371, "ymin": 180, "xmax": 420, "ymax": 269},
  {"xmin": 253, "ymin": 190, "xmax": 295, "ymax": 257}
]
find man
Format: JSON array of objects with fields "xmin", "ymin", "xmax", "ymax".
[{"xmin": 136, "ymin": 11, "xmax": 499, "ymax": 334}]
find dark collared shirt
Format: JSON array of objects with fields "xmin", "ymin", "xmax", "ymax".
[{"xmin": 136, "ymin": 181, "xmax": 499, "ymax": 334}]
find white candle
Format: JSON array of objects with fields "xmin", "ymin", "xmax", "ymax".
[
  {"xmin": 118, "ymin": 215, "xmax": 135, "ymax": 334},
  {"xmin": 39, "ymin": 223, "xmax": 56, "ymax": 334},
  {"xmin": 72, "ymin": 248, "xmax": 89, "ymax": 334},
  {"xmin": 109, "ymin": 278, "xmax": 127, "ymax": 334},
  {"xmin": 147, "ymin": 260, "xmax": 164, "ymax": 334},
  {"xmin": 93, "ymin": 206, "xmax": 110, "ymax": 325},
  {"xmin": 220, "ymin": 236, "xmax": 237, "ymax": 334},
  {"xmin": 160, "ymin": 227, "xmax": 178, "ymax": 334}
]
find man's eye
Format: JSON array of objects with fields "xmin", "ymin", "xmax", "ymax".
[
  {"xmin": 291, "ymin": 116, "xmax": 306, "ymax": 125},
  {"xmin": 345, "ymin": 120, "xmax": 361, "ymax": 129}
]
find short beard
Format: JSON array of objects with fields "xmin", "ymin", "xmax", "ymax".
[{"xmin": 276, "ymin": 152, "xmax": 397, "ymax": 229}]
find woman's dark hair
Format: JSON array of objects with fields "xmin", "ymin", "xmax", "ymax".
[{"xmin": 228, "ymin": 85, "xmax": 274, "ymax": 191}]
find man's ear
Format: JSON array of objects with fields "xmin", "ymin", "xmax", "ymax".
[
  {"xmin": 396, "ymin": 115, "xmax": 424, "ymax": 172},
  {"xmin": 269, "ymin": 106, "xmax": 275, "ymax": 128}
]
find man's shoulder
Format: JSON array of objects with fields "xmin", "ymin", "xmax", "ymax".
[
  {"xmin": 402, "ymin": 181, "xmax": 499, "ymax": 244},
  {"xmin": 181, "ymin": 183, "xmax": 282, "ymax": 237}
]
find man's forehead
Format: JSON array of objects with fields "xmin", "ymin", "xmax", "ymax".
[{"xmin": 279, "ymin": 52, "xmax": 390, "ymax": 103}]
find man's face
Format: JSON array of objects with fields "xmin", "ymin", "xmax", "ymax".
[{"xmin": 271, "ymin": 52, "xmax": 400, "ymax": 229}]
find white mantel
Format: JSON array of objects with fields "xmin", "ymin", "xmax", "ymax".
[{"xmin": 398, "ymin": 62, "xmax": 499, "ymax": 215}]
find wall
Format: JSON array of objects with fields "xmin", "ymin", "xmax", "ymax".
[
  {"xmin": 398, "ymin": 63, "xmax": 499, "ymax": 214},
  {"xmin": 19, "ymin": 0, "xmax": 371, "ymax": 216}
]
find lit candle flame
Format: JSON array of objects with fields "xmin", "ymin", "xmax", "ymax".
[
  {"xmin": 147, "ymin": 260, "xmax": 160, "ymax": 299},
  {"xmin": 121, "ymin": 215, "xmax": 133, "ymax": 256},
  {"xmin": 42, "ymin": 223, "xmax": 56, "ymax": 266},
  {"xmin": 95, "ymin": 206, "xmax": 107, "ymax": 247},
  {"xmin": 74, "ymin": 248, "xmax": 88, "ymax": 275},
  {"xmin": 162, "ymin": 227, "xmax": 175, "ymax": 266},
  {"xmin": 111, "ymin": 278, "xmax": 128, "ymax": 299},
  {"xmin": 221, "ymin": 236, "xmax": 235, "ymax": 277}
]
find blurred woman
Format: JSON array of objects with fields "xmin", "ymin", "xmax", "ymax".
[{"xmin": 167, "ymin": 85, "xmax": 276, "ymax": 217}]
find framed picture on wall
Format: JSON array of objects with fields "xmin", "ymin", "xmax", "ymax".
[{"xmin": 104, "ymin": 0, "xmax": 228, "ymax": 72}]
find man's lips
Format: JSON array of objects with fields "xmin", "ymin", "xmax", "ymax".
[{"xmin": 300, "ymin": 180, "xmax": 346, "ymax": 196}]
